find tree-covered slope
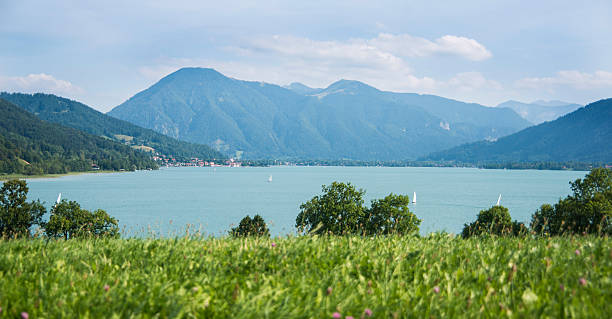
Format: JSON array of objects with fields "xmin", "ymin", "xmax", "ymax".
[
  {"xmin": 108, "ymin": 68, "xmax": 531, "ymax": 160},
  {"xmin": 0, "ymin": 93, "xmax": 223, "ymax": 161},
  {"xmin": 423, "ymin": 98, "xmax": 612, "ymax": 163},
  {"xmin": 0, "ymin": 99, "xmax": 157, "ymax": 175}
]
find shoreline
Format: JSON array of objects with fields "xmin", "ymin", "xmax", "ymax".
[{"xmin": 0, "ymin": 170, "xmax": 125, "ymax": 181}]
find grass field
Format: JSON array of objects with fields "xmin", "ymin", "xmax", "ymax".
[{"xmin": 0, "ymin": 234, "xmax": 610, "ymax": 318}]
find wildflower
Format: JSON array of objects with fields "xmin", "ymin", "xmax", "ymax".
[
  {"xmin": 271, "ymin": 242, "xmax": 277, "ymax": 247},
  {"xmin": 364, "ymin": 308, "xmax": 373, "ymax": 317},
  {"xmin": 104, "ymin": 284, "xmax": 110, "ymax": 292},
  {"xmin": 193, "ymin": 287, "xmax": 199, "ymax": 292},
  {"xmin": 579, "ymin": 278, "xmax": 587, "ymax": 286},
  {"xmin": 560, "ymin": 284, "xmax": 564, "ymax": 291},
  {"xmin": 575, "ymin": 249, "xmax": 581, "ymax": 256},
  {"xmin": 346, "ymin": 316, "xmax": 354, "ymax": 319},
  {"xmin": 332, "ymin": 312, "xmax": 341, "ymax": 318},
  {"xmin": 21, "ymin": 312, "xmax": 29, "ymax": 319},
  {"xmin": 326, "ymin": 286, "xmax": 333, "ymax": 295},
  {"xmin": 433, "ymin": 286, "xmax": 440, "ymax": 294}
]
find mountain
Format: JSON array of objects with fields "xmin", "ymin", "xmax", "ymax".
[
  {"xmin": 109, "ymin": 67, "xmax": 531, "ymax": 160},
  {"xmin": 496, "ymin": 100, "xmax": 581, "ymax": 124},
  {"xmin": 423, "ymin": 98, "xmax": 612, "ymax": 163},
  {"xmin": 283, "ymin": 82, "xmax": 322, "ymax": 95},
  {"xmin": 0, "ymin": 93, "xmax": 223, "ymax": 160},
  {"xmin": 0, "ymin": 99, "xmax": 157, "ymax": 175}
]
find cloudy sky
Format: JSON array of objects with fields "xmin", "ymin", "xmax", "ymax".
[{"xmin": 1, "ymin": 0, "xmax": 611, "ymax": 112}]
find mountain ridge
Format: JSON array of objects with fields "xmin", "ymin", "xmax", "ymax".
[{"xmin": 109, "ymin": 67, "xmax": 532, "ymax": 160}]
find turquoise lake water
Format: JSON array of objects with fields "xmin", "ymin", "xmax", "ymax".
[{"xmin": 23, "ymin": 166, "xmax": 587, "ymax": 236}]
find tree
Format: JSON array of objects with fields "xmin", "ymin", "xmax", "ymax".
[
  {"xmin": 531, "ymin": 167, "xmax": 612, "ymax": 236},
  {"xmin": 296, "ymin": 182, "xmax": 366, "ymax": 235},
  {"xmin": 364, "ymin": 194, "xmax": 420, "ymax": 235},
  {"xmin": 462, "ymin": 205, "xmax": 514, "ymax": 238},
  {"xmin": 231, "ymin": 214, "xmax": 270, "ymax": 237},
  {"xmin": 45, "ymin": 199, "xmax": 119, "ymax": 239},
  {"xmin": 0, "ymin": 179, "xmax": 45, "ymax": 237},
  {"xmin": 296, "ymin": 182, "xmax": 421, "ymax": 235}
]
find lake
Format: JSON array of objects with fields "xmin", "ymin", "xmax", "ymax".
[{"xmin": 24, "ymin": 166, "xmax": 587, "ymax": 236}]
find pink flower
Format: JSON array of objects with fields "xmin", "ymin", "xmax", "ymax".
[
  {"xmin": 433, "ymin": 286, "xmax": 440, "ymax": 294},
  {"xmin": 364, "ymin": 308, "xmax": 373, "ymax": 316},
  {"xmin": 575, "ymin": 249, "xmax": 581, "ymax": 256},
  {"xmin": 346, "ymin": 316, "xmax": 354, "ymax": 319},
  {"xmin": 21, "ymin": 312, "xmax": 29, "ymax": 319},
  {"xmin": 271, "ymin": 242, "xmax": 277, "ymax": 247},
  {"xmin": 560, "ymin": 284, "xmax": 565, "ymax": 291},
  {"xmin": 104, "ymin": 284, "xmax": 110, "ymax": 292},
  {"xmin": 579, "ymin": 278, "xmax": 587, "ymax": 286},
  {"xmin": 332, "ymin": 312, "xmax": 341, "ymax": 319}
]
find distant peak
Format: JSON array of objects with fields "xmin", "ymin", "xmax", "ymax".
[{"xmin": 325, "ymin": 79, "xmax": 378, "ymax": 92}]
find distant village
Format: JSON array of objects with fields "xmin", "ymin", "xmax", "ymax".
[{"xmin": 152, "ymin": 156, "xmax": 242, "ymax": 167}]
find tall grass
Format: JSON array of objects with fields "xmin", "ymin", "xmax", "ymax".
[{"xmin": 0, "ymin": 234, "xmax": 610, "ymax": 318}]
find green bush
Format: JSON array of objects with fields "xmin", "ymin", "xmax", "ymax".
[
  {"xmin": 462, "ymin": 205, "xmax": 515, "ymax": 238},
  {"xmin": 296, "ymin": 182, "xmax": 420, "ymax": 235},
  {"xmin": 0, "ymin": 179, "xmax": 45, "ymax": 237},
  {"xmin": 45, "ymin": 200, "xmax": 119, "ymax": 239},
  {"xmin": 230, "ymin": 214, "xmax": 270, "ymax": 237},
  {"xmin": 531, "ymin": 167, "xmax": 612, "ymax": 235}
]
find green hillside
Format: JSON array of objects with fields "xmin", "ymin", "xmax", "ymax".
[
  {"xmin": 0, "ymin": 99, "xmax": 157, "ymax": 175},
  {"xmin": 0, "ymin": 93, "xmax": 224, "ymax": 161},
  {"xmin": 108, "ymin": 68, "xmax": 531, "ymax": 160},
  {"xmin": 423, "ymin": 98, "xmax": 612, "ymax": 163}
]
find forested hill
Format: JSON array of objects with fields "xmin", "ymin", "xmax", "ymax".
[
  {"xmin": 0, "ymin": 98, "xmax": 157, "ymax": 175},
  {"xmin": 422, "ymin": 98, "xmax": 612, "ymax": 163},
  {"xmin": 0, "ymin": 93, "xmax": 223, "ymax": 161}
]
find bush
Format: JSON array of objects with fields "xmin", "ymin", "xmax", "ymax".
[
  {"xmin": 462, "ymin": 205, "xmax": 514, "ymax": 238},
  {"xmin": 0, "ymin": 179, "xmax": 46, "ymax": 237},
  {"xmin": 296, "ymin": 182, "xmax": 421, "ymax": 235},
  {"xmin": 231, "ymin": 214, "xmax": 270, "ymax": 237},
  {"xmin": 531, "ymin": 167, "xmax": 612, "ymax": 236},
  {"xmin": 45, "ymin": 200, "xmax": 119, "ymax": 239},
  {"xmin": 363, "ymin": 194, "xmax": 420, "ymax": 235}
]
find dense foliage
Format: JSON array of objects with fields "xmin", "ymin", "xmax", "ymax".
[
  {"xmin": 1, "ymin": 93, "xmax": 224, "ymax": 161},
  {"xmin": 425, "ymin": 98, "xmax": 612, "ymax": 163},
  {"xmin": 531, "ymin": 167, "xmax": 612, "ymax": 235},
  {"xmin": 0, "ymin": 235, "xmax": 609, "ymax": 318},
  {"xmin": 230, "ymin": 214, "xmax": 270, "ymax": 237},
  {"xmin": 0, "ymin": 98, "xmax": 157, "ymax": 175},
  {"xmin": 0, "ymin": 179, "xmax": 45, "ymax": 237},
  {"xmin": 45, "ymin": 200, "xmax": 119, "ymax": 239},
  {"xmin": 296, "ymin": 182, "xmax": 420, "ymax": 235},
  {"xmin": 462, "ymin": 205, "xmax": 526, "ymax": 238}
]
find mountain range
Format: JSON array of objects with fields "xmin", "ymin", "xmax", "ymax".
[
  {"xmin": 109, "ymin": 68, "xmax": 531, "ymax": 160},
  {"xmin": 0, "ymin": 93, "xmax": 224, "ymax": 161},
  {"xmin": 423, "ymin": 99, "xmax": 612, "ymax": 163},
  {"xmin": 496, "ymin": 100, "xmax": 582, "ymax": 124}
]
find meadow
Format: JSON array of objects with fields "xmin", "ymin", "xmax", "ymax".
[{"xmin": 0, "ymin": 234, "xmax": 610, "ymax": 318}]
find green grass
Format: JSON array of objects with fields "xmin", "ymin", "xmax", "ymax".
[{"xmin": 0, "ymin": 234, "xmax": 610, "ymax": 318}]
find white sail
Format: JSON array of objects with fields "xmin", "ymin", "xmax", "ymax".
[
  {"xmin": 412, "ymin": 192, "xmax": 416, "ymax": 204},
  {"xmin": 56, "ymin": 193, "xmax": 62, "ymax": 204},
  {"xmin": 268, "ymin": 175, "xmax": 273, "ymax": 183},
  {"xmin": 496, "ymin": 194, "xmax": 502, "ymax": 206}
]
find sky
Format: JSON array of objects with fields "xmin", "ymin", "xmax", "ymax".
[{"xmin": 1, "ymin": 0, "xmax": 611, "ymax": 112}]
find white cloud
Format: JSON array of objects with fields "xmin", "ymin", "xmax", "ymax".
[
  {"xmin": 244, "ymin": 33, "xmax": 492, "ymax": 65},
  {"xmin": 0, "ymin": 73, "xmax": 83, "ymax": 96},
  {"xmin": 516, "ymin": 70, "xmax": 612, "ymax": 90}
]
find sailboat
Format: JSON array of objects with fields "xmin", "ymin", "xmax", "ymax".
[
  {"xmin": 268, "ymin": 175, "xmax": 273, "ymax": 183},
  {"xmin": 412, "ymin": 192, "xmax": 416, "ymax": 204},
  {"xmin": 56, "ymin": 193, "xmax": 62, "ymax": 204},
  {"xmin": 496, "ymin": 194, "xmax": 502, "ymax": 206}
]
